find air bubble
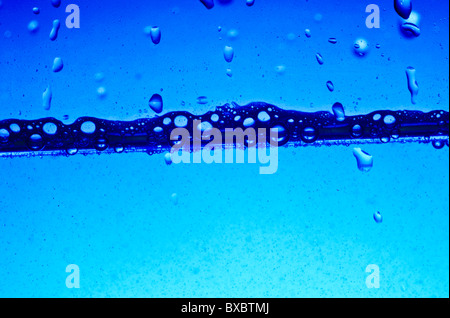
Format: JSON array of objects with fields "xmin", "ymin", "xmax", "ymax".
[
  {"xmin": 114, "ymin": 145, "xmax": 125, "ymax": 153},
  {"xmin": 0, "ymin": 128, "xmax": 9, "ymax": 141},
  {"xmin": 328, "ymin": 38, "xmax": 337, "ymax": 44},
  {"xmin": 28, "ymin": 134, "xmax": 44, "ymax": 151},
  {"xmin": 149, "ymin": 94, "xmax": 163, "ymax": 113},
  {"xmin": 373, "ymin": 113, "xmax": 381, "ymax": 121},
  {"xmin": 246, "ymin": 0, "xmax": 255, "ymax": 6},
  {"xmin": 97, "ymin": 86, "xmax": 107, "ymax": 99},
  {"xmin": 353, "ymin": 148, "xmax": 373, "ymax": 172},
  {"xmin": 81, "ymin": 121, "xmax": 96, "ymax": 134},
  {"xmin": 9, "ymin": 123, "xmax": 20, "ymax": 133},
  {"xmin": 301, "ymin": 127, "xmax": 318, "ymax": 143},
  {"xmin": 400, "ymin": 11, "xmax": 421, "ymax": 38},
  {"xmin": 32, "ymin": 7, "xmax": 40, "ymax": 14},
  {"xmin": 174, "ymin": 115, "xmax": 188, "ymax": 127},
  {"xmin": 383, "ymin": 115, "xmax": 396, "ymax": 125},
  {"xmin": 270, "ymin": 125, "xmax": 288, "ymax": 145},
  {"xmin": 305, "ymin": 29, "xmax": 311, "ymax": 38},
  {"xmin": 200, "ymin": 0, "xmax": 214, "ymax": 9},
  {"xmin": 66, "ymin": 147, "xmax": 78, "ymax": 155},
  {"xmin": 211, "ymin": 114, "xmax": 219, "ymax": 122},
  {"xmin": 243, "ymin": 118, "xmax": 255, "ymax": 127},
  {"xmin": 153, "ymin": 126, "xmax": 163, "ymax": 133},
  {"xmin": 51, "ymin": 0, "xmax": 61, "ymax": 8},
  {"xmin": 43, "ymin": 122, "xmax": 57, "ymax": 135},
  {"xmin": 432, "ymin": 140, "xmax": 445, "ymax": 149},
  {"xmin": 163, "ymin": 118, "xmax": 171, "ymax": 125},
  {"xmin": 95, "ymin": 138, "xmax": 108, "ymax": 151},
  {"xmin": 28, "ymin": 20, "xmax": 39, "ymax": 33},
  {"xmin": 351, "ymin": 124, "xmax": 363, "ymax": 138},
  {"xmin": 164, "ymin": 152, "xmax": 173, "ymax": 165},
  {"xmin": 197, "ymin": 96, "xmax": 208, "ymax": 105},
  {"xmin": 257, "ymin": 111, "xmax": 270, "ymax": 122}
]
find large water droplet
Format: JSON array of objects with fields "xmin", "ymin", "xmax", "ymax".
[
  {"xmin": 400, "ymin": 11, "xmax": 421, "ymax": 38},
  {"xmin": 28, "ymin": 134, "xmax": 44, "ymax": 151},
  {"xmin": 150, "ymin": 26, "xmax": 161, "ymax": 45},
  {"xmin": 257, "ymin": 111, "xmax": 270, "ymax": 122},
  {"xmin": 353, "ymin": 148, "xmax": 373, "ymax": 172},
  {"xmin": 353, "ymin": 38, "xmax": 369, "ymax": 57},
  {"xmin": 149, "ymin": 94, "xmax": 163, "ymax": 113},
  {"xmin": 49, "ymin": 19, "xmax": 60, "ymax": 41},
  {"xmin": 200, "ymin": 0, "xmax": 214, "ymax": 10},
  {"xmin": 405, "ymin": 66, "xmax": 419, "ymax": 104},
  {"xmin": 246, "ymin": 0, "xmax": 255, "ymax": 6},
  {"xmin": 43, "ymin": 122, "xmax": 57, "ymax": 135},
  {"xmin": 332, "ymin": 102, "xmax": 345, "ymax": 121},
  {"xmin": 373, "ymin": 211, "xmax": 383, "ymax": 223},
  {"xmin": 52, "ymin": 57, "xmax": 63, "ymax": 72},
  {"xmin": 394, "ymin": 0, "xmax": 412, "ymax": 19},
  {"xmin": 32, "ymin": 7, "xmax": 40, "ymax": 14},
  {"xmin": 42, "ymin": 85, "xmax": 52, "ymax": 111},
  {"xmin": 223, "ymin": 46, "xmax": 234, "ymax": 62}
]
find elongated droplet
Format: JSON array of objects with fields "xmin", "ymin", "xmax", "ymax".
[
  {"xmin": 246, "ymin": 0, "xmax": 255, "ymax": 6},
  {"xmin": 316, "ymin": 53, "xmax": 324, "ymax": 65},
  {"xmin": 328, "ymin": 37, "xmax": 337, "ymax": 44},
  {"xmin": 49, "ymin": 19, "xmax": 60, "ymax": 41},
  {"xmin": 332, "ymin": 102, "xmax": 345, "ymax": 121},
  {"xmin": 223, "ymin": 46, "xmax": 234, "ymax": 62},
  {"xmin": 405, "ymin": 66, "xmax": 418, "ymax": 104},
  {"xmin": 149, "ymin": 94, "xmax": 163, "ymax": 113},
  {"xmin": 150, "ymin": 26, "xmax": 161, "ymax": 45},
  {"xmin": 52, "ymin": 57, "xmax": 63, "ymax": 72},
  {"xmin": 200, "ymin": 0, "xmax": 214, "ymax": 9},
  {"xmin": 42, "ymin": 86, "xmax": 52, "ymax": 111},
  {"xmin": 353, "ymin": 148, "xmax": 373, "ymax": 172},
  {"xmin": 400, "ymin": 11, "xmax": 421, "ymax": 38},
  {"xmin": 394, "ymin": 0, "xmax": 412, "ymax": 19},
  {"xmin": 326, "ymin": 81, "xmax": 334, "ymax": 92},
  {"xmin": 51, "ymin": 0, "xmax": 61, "ymax": 8},
  {"xmin": 373, "ymin": 211, "xmax": 383, "ymax": 223}
]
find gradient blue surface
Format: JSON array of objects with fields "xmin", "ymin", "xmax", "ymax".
[{"xmin": 0, "ymin": 0, "xmax": 448, "ymax": 297}]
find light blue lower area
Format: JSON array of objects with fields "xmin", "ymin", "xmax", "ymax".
[{"xmin": 0, "ymin": 143, "xmax": 448, "ymax": 297}]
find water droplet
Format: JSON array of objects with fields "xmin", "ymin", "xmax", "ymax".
[
  {"xmin": 383, "ymin": 115, "xmax": 396, "ymax": 125},
  {"xmin": 66, "ymin": 147, "xmax": 78, "ymax": 155},
  {"xmin": 28, "ymin": 20, "xmax": 39, "ymax": 33},
  {"xmin": 373, "ymin": 211, "xmax": 383, "ymax": 223},
  {"xmin": 223, "ymin": 46, "xmax": 234, "ymax": 62},
  {"xmin": 257, "ymin": 111, "xmax": 270, "ymax": 122},
  {"xmin": 114, "ymin": 145, "xmax": 125, "ymax": 153},
  {"xmin": 376, "ymin": 43, "xmax": 381, "ymax": 49},
  {"xmin": 353, "ymin": 38, "xmax": 369, "ymax": 57},
  {"xmin": 51, "ymin": 0, "xmax": 61, "ymax": 8},
  {"xmin": 49, "ymin": 19, "xmax": 60, "ymax": 41},
  {"xmin": 174, "ymin": 115, "xmax": 188, "ymax": 127},
  {"xmin": 52, "ymin": 57, "xmax": 63, "ymax": 72},
  {"xmin": 316, "ymin": 53, "xmax": 324, "ymax": 65},
  {"xmin": 150, "ymin": 26, "xmax": 161, "ymax": 45},
  {"xmin": 163, "ymin": 117, "xmax": 171, "ymax": 125},
  {"xmin": 95, "ymin": 138, "xmax": 108, "ymax": 151},
  {"xmin": 226, "ymin": 68, "xmax": 233, "ymax": 77},
  {"xmin": 43, "ymin": 122, "xmax": 57, "ymax": 135},
  {"xmin": 432, "ymin": 140, "xmax": 445, "ymax": 149},
  {"xmin": 153, "ymin": 126, "xmax": 163, "ymax": 133},
  {"xmin": 301, "ymin": 127, "xmax": 318, "ymax": 143},
  {"xmin": 394, "ymin": 0, "xmax": 412, "ymax": 19},
  {"xmin": 400, "ymin": 11, "xmax": 421, "ymax": 38},
  {"xmin": 351, "ymin": 124, "xmax": 363, "ymax": 138},
  {"xmin": 246, "ymin": 0, "xmax": 255, "ymax": 6},
  {"xmin": 197, "ymin": 96, "xmax": 208, "ymax": 104},
  {"xmin": 9, "ymin": 123, "xmax": 20, "ymax": 133},
  {"xmin": 32, "ymin": 7, "xmax": 40, "ymax": 14},
  {"xmin": 200, "ymin": 0, "xmax": 214, "ymax": 10},
  {"xmin": 149, "ymin": 94, "xmax": 163, "ymax": 113},
  {"xmin": 305, "ymin": 29, "xmax": 312, "ymax": 38},
  {"xmin": 275, "ymin": 65, "xmax": 286, "ymax": 74},
  {"xmin": 353, "ymin": 148, "xmax": 373, "ymax": 172},
  {"xmin": 94, "ymin": 72, "xmax": 105, "ymax": 82},
  {"xmin": 326, "ymin": 81, "xmax": 334, "ymax": 92},
  {"xmin": 332, "ymin": 102, "xmax": 345, "ymax": 121},
  {"xmin": 164, "ymin": 152, "xmax": 173, "ymax": 165},
  {"xmin": 97, "ymin": 86, "xmax": 107, "ymax": 99},
  {"xmin": 197, "ymin": 121, "xmax": 213, "ymax": 132},
  {"xmin": 373, "ymin": 113, "xmax": 381, "ymax": 121},
  {"xmin": 270, "ymin": 125, "xmax": 288, "ymax": 144},
  {"xmin": 42, "ymin": 85, "xmax": 52, "ymax": 111},
  {"xmin": 81, "ymin": 121, "xmax": 96, "ymax": 134},
  {"xmin": 28, "ymin": 134, "xmax": 44, "ymax": 151},
  {"xmin": 405, "ymin": 66, "xmax": 419, "ymax": 104},
  {"xmin": 380, "ymin": 136, "xmax": 390, "ymax": 143},
  {"xmin": 328, "ymin": 37, "xmax": 337, "ymax": 44},
  {"xmin": 211, "ymin": 114, "xmax": 219, "ymax": 122},
  {"xmin": 0, "ymin": 128, "xmax": 9, "ymax": 142},
  {"xmin": 243, "ymin": 117, "xmax": 255, "ymax": 127}
]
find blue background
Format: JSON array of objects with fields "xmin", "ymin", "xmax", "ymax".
[{"xmin": 0, "ymin": 0, "xmax": 448, "ymax": 297}]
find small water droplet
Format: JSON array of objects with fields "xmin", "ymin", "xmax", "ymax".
[
  {"xmin": 246, "ymin": 0, "xmax": 255, "ymax": 6},
  {"xmin": 328, "ymin": 37, "xmax": 337, "ymax": 44},
  {"xmin": 332, "ymin": 102, "xmax": 345, "ymax": 121},
  {"xmin": 315, "ymin": 53, "xmax": 324, "ymax": 65},
  {"xmin": 275, "ymin": 65, "xmax": 286, "ymax": 74},
  {"xmin": 66, "ymin": 147, "xmax": 78, "ymax": 155},
  {"xmin": 305, "ymin": 29, "xmax": 312, "ymax": 38},
  {"xmin": 301, "ymin": 127, "xmax": 318, "ymax": 143},
  {"xmin": 32, "ymin": 7, "xmax": 40, "ymax": 14},
  {"xmin": 353, "ymin": 148, "xmax": 373, "ymax": 172},
  {"xmin": 149, "ymin": 94, "xmax": 163, "ymax": 113},
  {"xmin": 97, "ymin": 86, "xmax": 107, "ymax": 99},
  {"xmin": 352, "ymin": 124, "xmax": 363, "ymax": 138},
  {"xmin": 211, "ymin": 114, "xmax": 219, "ymax": 122},
  {"xmin": 226, "ymin": 68, "xmax": 233, "ymax": 77},
  {"xmin": 270, "ymin": 125, "xmax": 288, "ymax": 144},
  {"xmin": 243, "ymin": 117, "xmax": 255, "ymax": 127},
  {"xmin": 153, "ymin": 126, "xmax": 163, "ymax": 133},
  {"xmin": 383, "ymin": 115, "xmax": 396, "ymax": 125},
  {"xmin": 49, "ymin": 19, "xmax": 60, "ymax": 41},
  {"xmin": 373, "ymin": 211, "xmax": 383, "ymax": 223},
  {"xmin": 150, "ymin": 26, "xmax": 161, "ymax": 44},
  {"xmin": 326, "ymin": 81, "xmax": 334, "ymax": 92},
  {"xmin": 0, "ymin": 128, "xmax": 9, "ymax": 142},
  {"xmin": 223, "ymin": 46, "xmax": 234, "ymax": 62},
  {"xmin": 9, "ymin": 123, "xmax": 20, "ymax": 133},
  {"xmin": 52, "ymin": 57, "xmax": 63, "ymax": 72},
  {"xmin": 95, "ymin": 138, "xmax": 108, "ymax": 151},
  {"xmin": 373, "ymin": 113, "xmax": 381, "ymax": 121},
  {"xmin": 197, "ymin": 96, "xmax": 208, "ymax": 105},
  {"xmin": 200, "ymin": 0, "xmax": 214, "ymax": 9},
  {"xmin": 114, "ymin": 145, "xmax": 125, "ymax": 153},
  {"xmin": 28, "ymin": 134, "xmax": 44, "ymax": 151},
  {"xmin": 51, "ymin": 0, "xmax": 61, "ymax": 8},
  {"xmin": 227, "ymin": 29, "xmax": 239, "ymax": 40},
  {"xmin": 171, "ymin": 193, "xmax": 178, "ymax": 205}
]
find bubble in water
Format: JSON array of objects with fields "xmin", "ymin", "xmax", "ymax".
[
  {"xmin": 394, "ymin": 0, "xmax": 412, "ymax": 19},
  {"xmin": 153, "ymin": 126, "xmax": 163, "ymax": 133},
  {"xmin": 0, "ymin": 128, "xmax": 9, "ymax": 142},
  {"xmin": 316, "ymin": 53, "xmax": 324, "ymax": 65},
  {"xmin": 353, "ymin": 148, "xmax": 373, "ymax": 172},
  {"xmin": 326, "ymin": 81, "xmax": 334, "ymax": 92},
  {"xmin": 164, "ymin": 152, "xmax": 173, "ymax": 165},
  {"xmin": 95, "ymin": 138, "xmax": 108, "ymax": 151},
  {"xmin": 243, "ymin": 117, "xmax": 255, "ymax": 127},
  {"xmin": 43, "ymin": 122, "xmax": 57, "ymax": 135},
  {"xmin": 227, "ymin": 29, "xmax": 239, "ymax": 40},
  {"xmin": 301, "ymin": 127, "xmax": 318, "ymax": 143},
  {"xmin": 28, "ymin": 20, "xmax": 39, "ymax": 33},
  {"xmin": 10, "ymin": 123, "xmax": 20, "ymax": 133},
  {"xmin": 432, "ymin": 140, "xmax": 445, "ymax": 149},
  {"xmin": 97, "ymin": 86, "xmax": 107, "ymax": 99},
  {"xmin": 149, "ymin": 94, "xmax": 163, "ymax": 113},
  {"xmin": 174, "ymin": 115, "xmax": 188, "ymax": 127},
  {"xmin": 150, "ymin": 26, "xmax": 161, "ymax": 45},
  {"xmin": 400, "ymin": 11, "xmax": 421, "ymax": 38},
  {"xmin": 94, "ymin": 72, "xmax": 105, "ymax": 82},
  {"xmin": 383, "ymin": 115, "xmax": 396, "ymax": 125},
  {"xmin": 332, "ymin": 102, "xmax": 345, "ymax": 121},
  {"xmin": 353, "ymin": 38, "xmax": 369, "ymax": 57},
  {"xmin": 351, "ymin": 124, "xmax": 363, "ymax": 138},
  {"xmin": 223, "ymin": 46, "xmax": 234, "ymax": 62},
  {"xmin": 373, "ymin": 211, "xmax": 383, "ymax": 223},
  {"xmin": 33, "ymin": 7, "xmax": 40, "ymax": 14},
  {"xmin": 28, "ymin": 134, "xmax": 44, "ymax": 151},
  {"xmin": 305, "ymin": 29, "xmax": 312, "ymax": 38},
  {"xmin": 51, "ymin": 0, "xmax": 61, "ymax": 8},
  {"xmin": 257, "ymin": 111, "xmax": 270, "ymax": 122},
  {"xmin": 200, "ymin": 0, "xmax": 214, "ymax": 9},
  {"xmin": 328, "ymin": 38, "xmax": 337, "ymax": 44},
  {"xmin": 81, "ymin": 121, "xmax": 96, "ymax": 134},
  {"xmin": 197, "ymin": 121, "xmax": 213, "ymax": 132},
  {"xmin": 211, "ymin": 114, "xmax": 219, "ymax": 122},
  {"xmin": 246, "ymin": 0, "xmax": 255, "ymax": 6},
  {"xmin": 314, "ymin": 13, "xmax": 323, "ymax": 22},
  {"xmin": 405, "ymin": 66, "xmax": 419, "ymax": 104},
  {"xmin": 42, "ymin": 85, "xmax": 52, "ymax": 111},
  {"xmin": 270, "ymin": 125, "xmax": 288, "ymax": 144},
  {"xmin": 49, "ymin": 19, "xmax": 60, "ymax": 41},
  {"xmin": 52, "ymin": 57, "xmax": 63, "ymax": 72}
]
